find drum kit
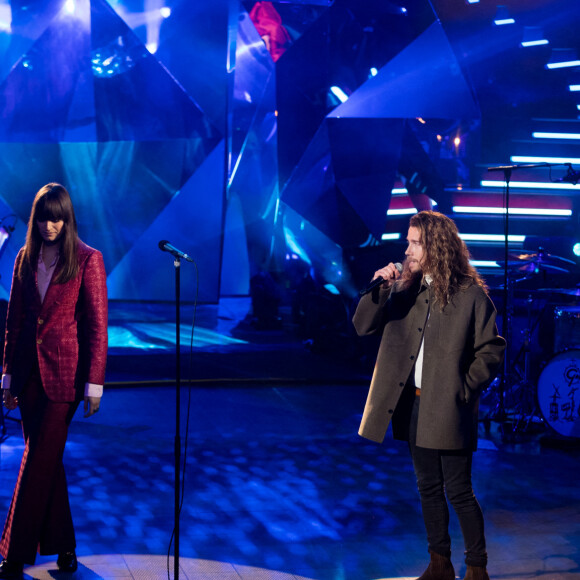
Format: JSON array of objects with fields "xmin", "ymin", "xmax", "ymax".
[{"xmin": 491, "ymin": 248, "xmax": 580, "ymax": 440}]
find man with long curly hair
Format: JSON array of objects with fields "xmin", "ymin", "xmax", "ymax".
[{"xmin": 353, "ymin": 211, "xmax": 505, "ymax": 580}]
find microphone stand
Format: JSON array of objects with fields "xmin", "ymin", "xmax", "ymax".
[
  {"xmin": 173, "ymin": 256, "xmax": 182, "ymax": 580},
  {"xmin": 485, "ymin": 162, "xmax": 568, "ymax": 434}
]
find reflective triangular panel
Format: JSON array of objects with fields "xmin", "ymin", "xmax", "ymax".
[
  {"xmin": 328, "ymin": 117, "xmax": 404, "ymax": 241},
  {"xmin": 91, "ymin": 0, "xmax": 222, "ymax": 142},
  {"xmin": 329, "ymin": 20, "xmax": 480, "ymax": 119},
  {"xmin": 281, "ymin": 120, "xmax": 374, "ymax": 247}
]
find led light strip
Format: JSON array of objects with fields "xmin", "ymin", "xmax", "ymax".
[
  {"xmin": 387, "ymin": 208, "xmax": 417, "ymax": 215},
  {"xmin": 532, "ymin": 132, "xmax": 580, "ymax": 139},
  {"xmin": 521, "ymin": 40, "xmax": 548, "ymax": 47},
  {"xmin": 470, "ymin": 261, "xmax": 501, "ymax": 268},
  {"xmin": 546, "ymin": 59, "xmax": 580, "ymax": 69},
  {"xmin": 510, "ymin": 156, "xmax": 580, "ymax": 164},
  {"xmin": 381, "ymin": 233, "xmax": 401, "ymax": 240},
  {"xmin": 453, "ymin": 206, "xmax": 572, "ymax": 216},
  {"xmin": 459, "ymin": 234, "xmax": 526, "ymax": 242},
  {"xmin": 481, "ymin": 180, "xmax": 579, "ymax": 190}
]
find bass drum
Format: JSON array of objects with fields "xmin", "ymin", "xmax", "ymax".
[{"xmin": 537, "ymin": 350, "xmax": 580, "ymax": 438}]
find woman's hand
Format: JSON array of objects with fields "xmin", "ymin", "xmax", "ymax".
[
  {"xmin": 84, "ymin": 396, "xmax": 101, "ymax": 418},
  {"xmin": 3, "ymin": 390, "xmax": 18, "ymax": 410}
]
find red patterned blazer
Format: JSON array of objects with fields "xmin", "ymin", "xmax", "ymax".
[{"xmin": 3, "ymin": 240, "xmax": 108, "ymax": 402}]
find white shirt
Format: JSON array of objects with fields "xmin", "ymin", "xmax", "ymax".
[{"xmin": 414, "ymin": 275, "xmax": 432, "ymax": 390}]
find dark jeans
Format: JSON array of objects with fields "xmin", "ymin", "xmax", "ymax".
[{"xmin": 408, "ymin": 394, "xmax": 487, "ymax": 567}]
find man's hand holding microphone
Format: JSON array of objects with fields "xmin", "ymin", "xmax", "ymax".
[{"xmin": 359, "ymin": 262, "xmax": 403, "ymax": 296}]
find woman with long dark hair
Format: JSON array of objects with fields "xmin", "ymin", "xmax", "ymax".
[{"xmin": 0, "ymin": 183, "xmax": 108, "ymax": 578}]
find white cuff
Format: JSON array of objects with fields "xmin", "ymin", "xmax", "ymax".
[{"xmin": 85, "ymin": 383, "xmax": 103, "ymax": 398}]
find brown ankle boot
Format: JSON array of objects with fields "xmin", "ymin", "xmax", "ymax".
[
  {"xmin": 417, "ymin": 550, "xmax": 456, "ymax": 580},
  {"xmin": 464, "ymin": 565, "xmax": 489, "ymax": 580}
]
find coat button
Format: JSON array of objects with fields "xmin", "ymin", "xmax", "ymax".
[
  {"xmin": 425, "ymin": 299, "xmax": 429, "ymax": 303},
  {"xmin": 388, "ymin": 409, "xmax": 393, "ymax": 414},
  {"xmin": 410, "ymin": 355, "xmax": 415, "ymax": 360},
  {"xmin": 399, "ymin": 382, "xmax": 404, "ymax": 387},
  {"xmin": 36, "ymin": 339, "xmax": 42, "ymax": 344},
  {"xmin": 418, "ymin": 327, "xmax": 422, "ymax": 331}
]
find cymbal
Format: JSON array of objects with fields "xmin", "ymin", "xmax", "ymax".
[
  {"xmin": 498, "ymin": 249, "xmax": 577, "ymax": 274},
  {"xmin": 537, "ymin": 287, "xmax": 580, "ymax": 297}
]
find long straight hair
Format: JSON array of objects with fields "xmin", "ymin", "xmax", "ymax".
[{"xmin": 18, "ymin": 183, "xmax": 79, "ymax": 284}]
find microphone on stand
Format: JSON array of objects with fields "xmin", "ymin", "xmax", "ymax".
[
  {"xmin": 158, "ymin": 240, "xmax": 194, "ymax": 262},
  {"xmin": 359, "ymin": 262, "xmax": 403, "ymax": 296},
  {"xmin": 557, "ymin": 167, "xmax": 580, "ymax": 185}
]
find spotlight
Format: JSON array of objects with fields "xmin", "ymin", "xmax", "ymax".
[
  {"xmin": 160, "ymin": 7, "xmax": 171, "ymax": 18},
  {"xmin": 573, "ymin": 243, "xmax": 580, "ymax": 257},
  {"xmin": 329, "ymin": 86, "xmax": 349, "ymax": 103}
]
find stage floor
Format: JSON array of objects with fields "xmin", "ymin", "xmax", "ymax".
[{"xmin": 0, "ymin": 299, "xmax": 578, "ymax": 579}]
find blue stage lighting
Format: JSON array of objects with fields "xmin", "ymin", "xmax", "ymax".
[
  {"xmin": 521, "ymin": 27, "xmax": 548, "ymax": 48},
  {"xmin": 481, "ymin": 179, "xmax": 580, "ymax": 190},
  {"xmin": 460, "ymin": 234, "xmax": 526, "ymax": 242},
  {"xmin": 532, "ymin": 132, "xmax": 580, "ymax": 139},
  {"xmin": 511, "ymin": 156, "xmax": 580, "ymax": 164},
  {"xmin": 546, "ymin": 49, "xmax": 580, "ymax": 69},
  {"xmin": 494, "ymin": 7, "xmax": 515, "ymax": 26},
  {"xmin": 573, "ymin": 243, "xmax": 580, "ymax": 257},
  {"xmin": 329, "ymin": 86, "xmax": 349, "ymax": 103}
]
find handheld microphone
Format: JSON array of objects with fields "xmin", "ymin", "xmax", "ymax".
[
  {"xmin": 359, "ymin": 262, "xmax": 403, "ymax": 296},
  {"xmin": 158, "ymin": 240, "xmax": 194, "ymax": 262}
]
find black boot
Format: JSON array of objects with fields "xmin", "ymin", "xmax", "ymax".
[
  {"xmin": 0, "ymin": 560, "xmax": 23, "ymax": 580},
  {"xmin": 57, "ymin": 552, "xmax": 78, "ymax": 573},
  {"xmin": 417, "ymin": 550, "xmax": 456, "ymax": 580},
  {"xmin": 464, "ymin": 564, "xmax": 489, "ymax": 580}
]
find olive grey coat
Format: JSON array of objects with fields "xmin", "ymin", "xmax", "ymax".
[{"xmin": 353, "ymin": 278, "xmax": 505, "ymax": 450}]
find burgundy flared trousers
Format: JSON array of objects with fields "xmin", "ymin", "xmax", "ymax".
[{"xmin": 0, "ymin": 368, "xmax": 79, "ymax": 565}]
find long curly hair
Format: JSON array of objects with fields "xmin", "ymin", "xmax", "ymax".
[
  {"xmin": 400, "ymin": 211, "xmax": 486, "ymax": 309},
  {"xmin": 18, "ymin": 183, "xmax": 79, "ymax": 284}
]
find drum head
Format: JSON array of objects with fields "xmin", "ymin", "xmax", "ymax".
[{"xmin": 537, "ymin": 350, "xmax": 580, "ymax": 438}]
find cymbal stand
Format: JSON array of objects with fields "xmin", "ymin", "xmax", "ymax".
[
  {"xmin": 485, "ymin": 162, "xmax": 566, "ymax": 436},
  {"xmin": 510, "ymin": 293, "xmax": 545, "ymax": 434}
]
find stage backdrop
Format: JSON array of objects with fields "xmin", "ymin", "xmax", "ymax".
[{"xmin": 2, "ymin": 0, "xmax": 542, "ymax": 302}]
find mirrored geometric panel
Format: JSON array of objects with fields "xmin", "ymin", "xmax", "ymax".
[
  {"xmin": 281, "ymin": 120, "xmax": 380, "ymax": 248},
  {"xmin": 228, "ymin": 8, "xmax": 280, "ymax": 278},
  {"xmin": 92, "ymin": 0, "xmax": 222, "ymax": 142},
  {"xmin": 0, "ymin": 0, "xmax": 92, "ymax": 142},
  {"xmin": 153, "ymin": 0, "xmax": 230, "ymax": 130},
  {"xmin": 329, "ymin": 21, "xmax": 480, "ymax": 120},
  {"xmin": 0, "ymin": 0, "xmax": 67, "ymax": 82},
  {"xmin": 328, "ymin": 117, "xmax": 404, "ymax": 243},
  {"xmin": 276, "ymin": 0, "xmax": 435, "ymax": 187}
]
